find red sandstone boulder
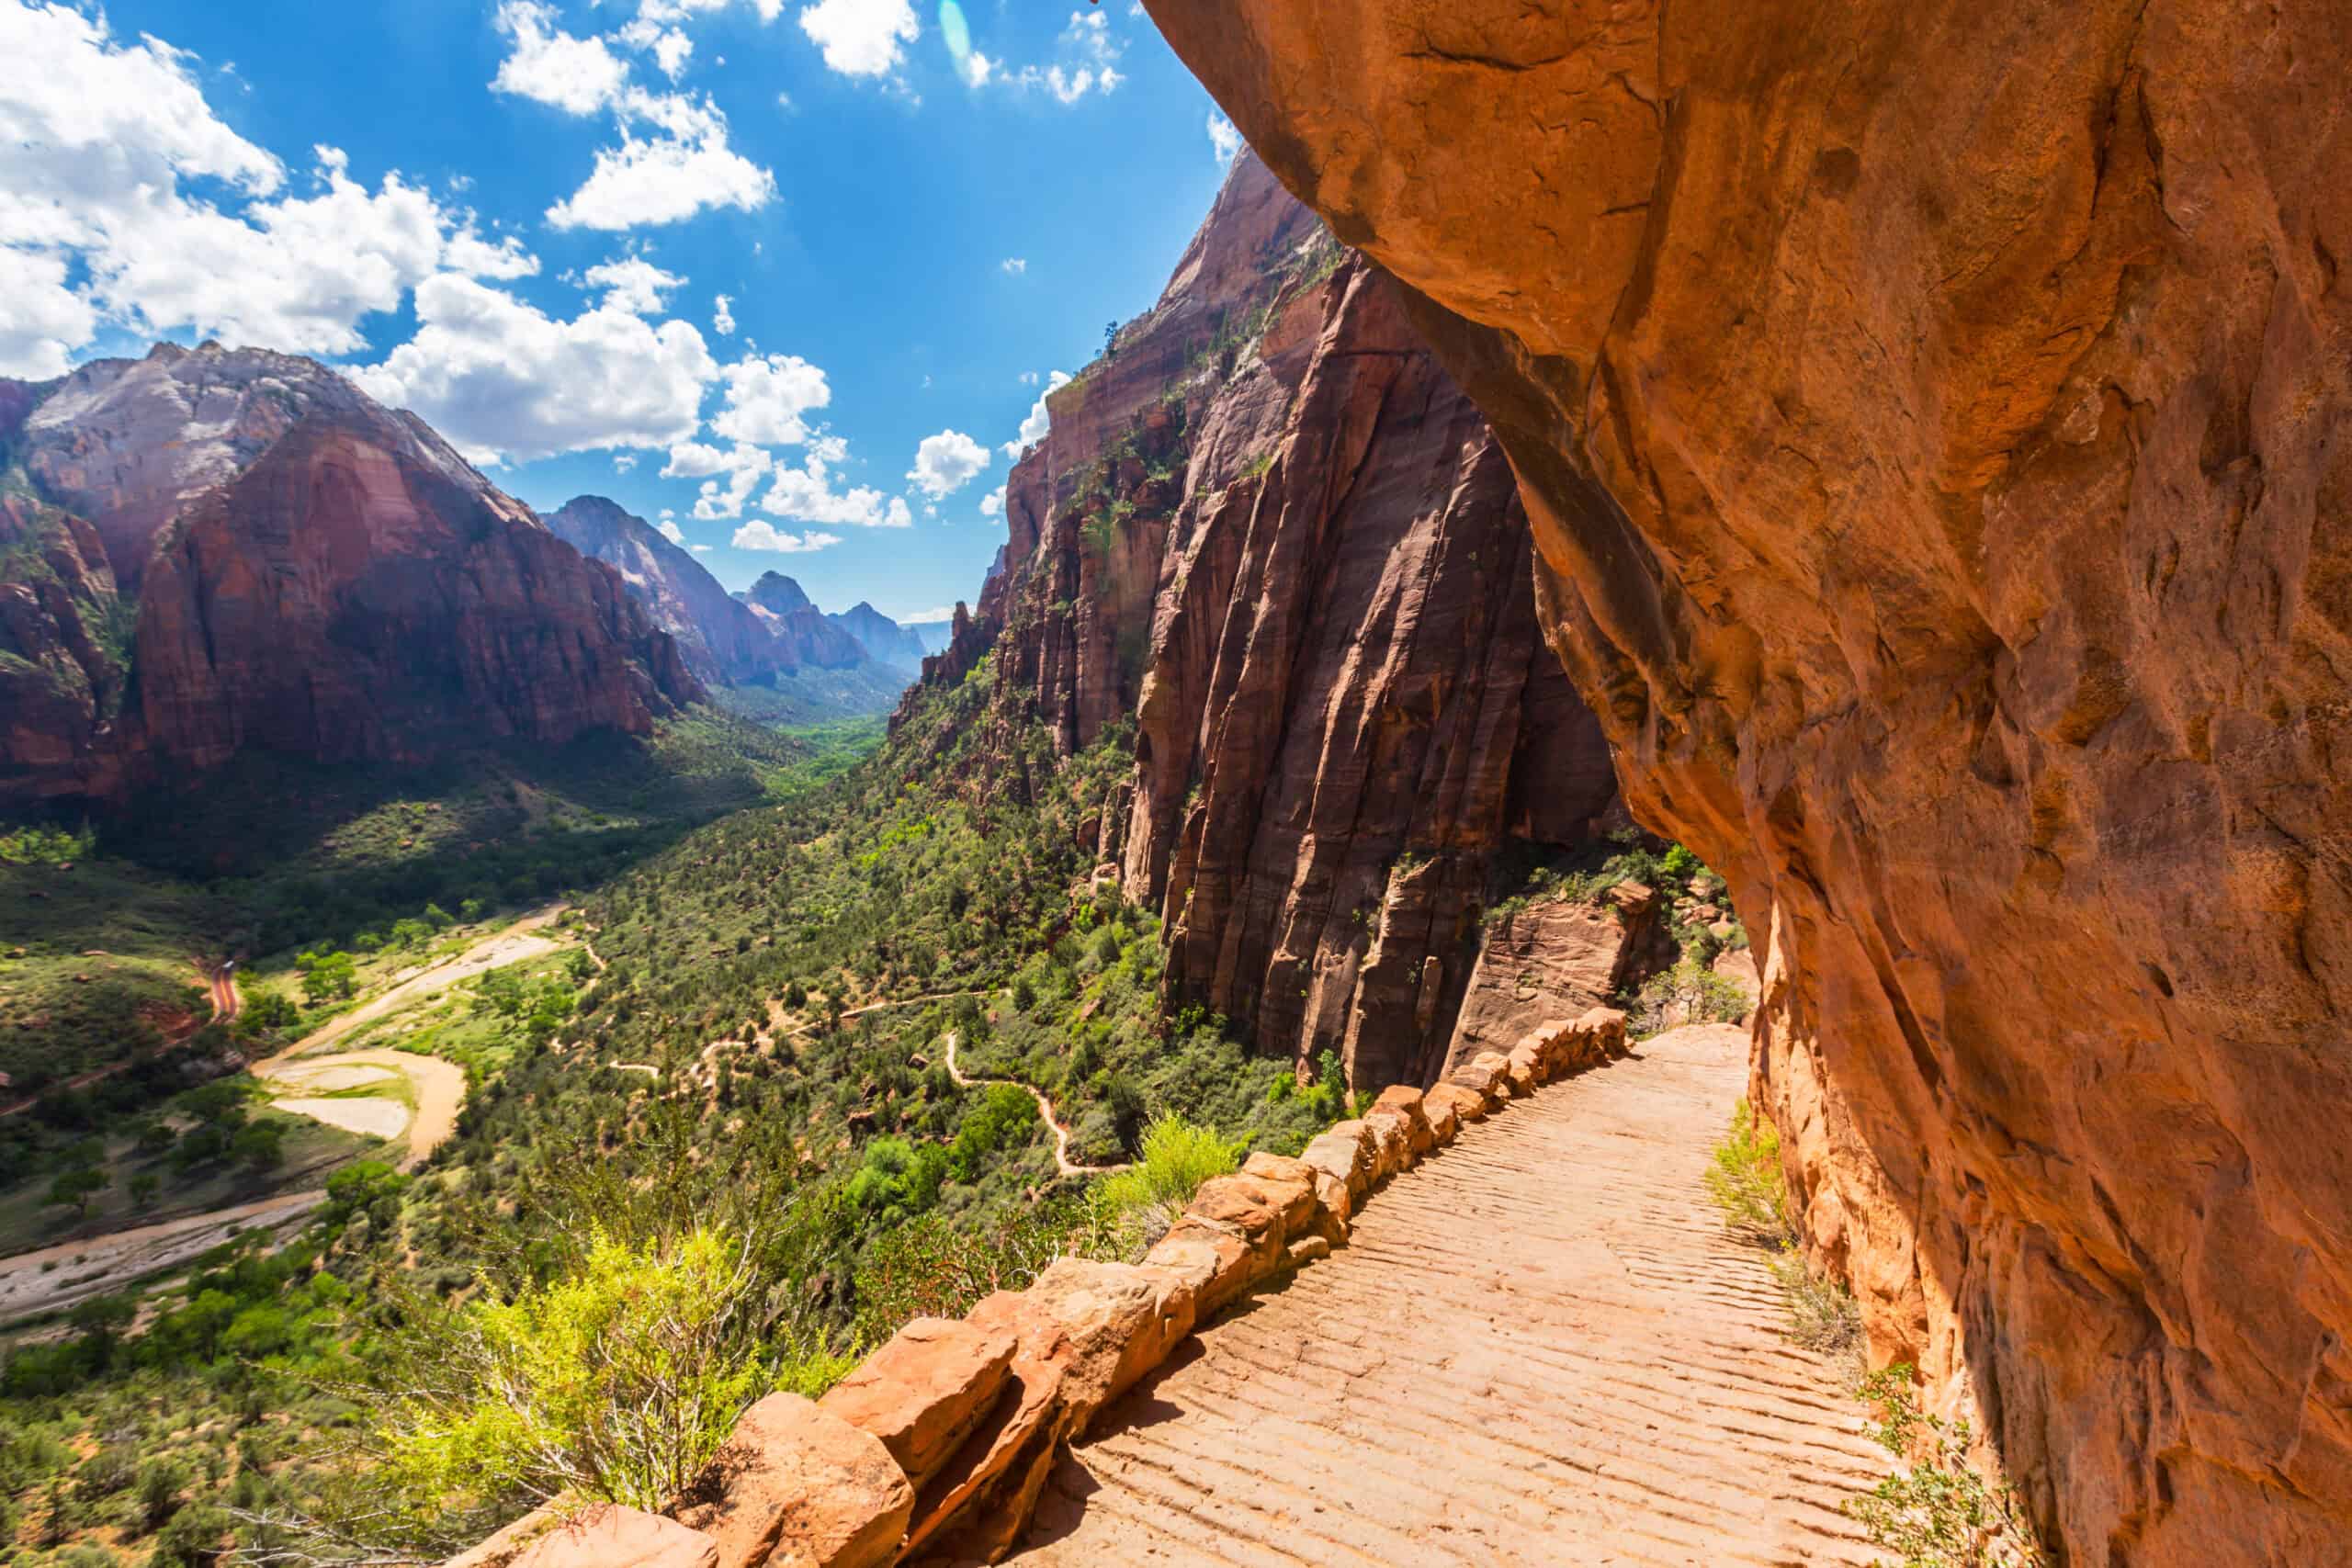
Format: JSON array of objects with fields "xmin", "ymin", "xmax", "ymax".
[
  {"xmin": 967, "ymin": 1258, "xmax": 1185, "ymax": 1427},
  {"xmin": 1239, "ymin": 1151, "xmax": 1339, "ymax": 1242},
  {"xmin": 1299, "ymin": 1120, "xmax": 1378, "ymax": 1201},
  {"xmin": 1145, "ymin": 1217, "xmax": 1259, "ymax": 1314},
  {"xmin": 1423, "ymin": 1081, "xmax": 1486, "ymax": 1129},
  {"xmin": 506, "ymin": 1506, "xmax": 715, "ymax": 1568},
  {"xmin": 1367, "ymin": 1085, "xmax": 1435, "ymax": 1155},
  {"xmin": 677, "ymin": 1394, "xmax": 910, "ymax": 1568},
  {"xmin": 1362, "ymin": 1110, "xmax": 1414, "ymax": 1179},
  {"xmin": 1504, "ymin": 1043, "xmax": 1544, "ymax": 1094},
  {"xmin": 817, "ymin": 1317, "xmax": 1017, "ymax": 1493}
]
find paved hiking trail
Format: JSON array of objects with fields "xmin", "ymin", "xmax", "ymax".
[
  {"xmin": 1010, "ymin": 1022, "xmax": 1891, "ymax": 1566},
  {"xmin": 944, "ymin": 1030, "xmax": 1129, "ymax": 1178}
]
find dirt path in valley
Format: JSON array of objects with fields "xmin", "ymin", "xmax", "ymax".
[
  {"xmin": 1009, "ymin": 1023, "xmax": 1889, "ymax": 1566},
  {"xmin": 0, "ymin": 1190, "xmax": 324, "ymax": 1326},
  {"xmin": 279, "ymin": 906, "xmax": 566, "ymax": 1058},
  {"xmin": 0, "ymin": 910, "xmax": 572, "ymax": 1322},
  {"xmin": 944, "ymin": 1030, "xmax": 1128, "ymax": 1178},
  {"xmin": 207, "ymin": 960, "xmax": 240, "ymax": 1024}
]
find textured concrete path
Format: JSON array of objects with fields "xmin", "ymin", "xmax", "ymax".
[{"xmin": 1009, "ymin": 1023, "xmax": 1891, "ymax": 1567}]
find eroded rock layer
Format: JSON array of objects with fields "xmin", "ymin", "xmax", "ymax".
[
  {"xmin": 1141, "ymin": 2, "xmax": 2352, "ymax": 1560},
  {"xmin": 919, "ymin": 152, "xmax": 1619, "ymax": 1086}
]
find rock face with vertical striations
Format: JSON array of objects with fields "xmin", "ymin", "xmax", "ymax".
[
  {"xmin": 0, "ymin": 344, "xmax": 700, "ymax": 805},
  {"xmin": 1141, "ymin": 2, "xmax": 2352, "ymax": 1561},
  {"xmin": 907, "ymin": 151, "xmax": 1622, "ymax": 1087}
]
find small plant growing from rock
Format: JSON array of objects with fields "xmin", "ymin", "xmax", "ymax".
[
  {"xmin": 1704, "ymin": 1100, "xmax": 1862, "ymax": 1361},
  {"xmin": 1703, "ymin": 1099, "xmax": 1796, "ymax": 1247},
  {"xmin": 1849, "ymin": 1364, "xmax": 2050, "ymax": 1568}
]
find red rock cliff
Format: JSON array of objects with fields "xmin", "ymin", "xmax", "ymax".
[
  {"xmin": 1142, "ymin": 2, "xmax": 2352, "ymax": 1561},
  {"xmin": 923, "ymin": 153, "xmax": 1620, "ymax": 1087},
  {"xmin": 2, "ymin": 344, "xmax": 700, "ymax": 803}
]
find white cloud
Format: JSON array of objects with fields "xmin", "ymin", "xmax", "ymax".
[
  {"xmin": 711, "ymin": 352, "xmax": 831, "ymax": 446},
  {"xmin": 614, "ymin": 452, "xmax": 639, "ymax": 472},
  {"xmin": 691, "ymin": 543, "xmax": 713, "ymax": 552},
  {"xmin": 661, "ymin": 441, "xmax": 774, "ymax": 518},
  {"xmin": 617, "ymin": 19, "xmax": 695, "ymax": 81},
  {"xmin": 1017, "ymin": 370, "xmax": 1038, "ymax": 386},
  {"xmin": 1000, "ymin": 257, "xmax": 1026, "ymax": 276},
  {"xmin": 907, "ymin": 428, "xmax": 989, "ymax": 499},
  {"xmin": 657, "ymin": 517, "xmax": 686, "ymax": 543},
  {"xmin": 959, "ymin": 51, "xmax": 993, "ymax": 88},
  {"xmin": 492, "ymin": 1, "xmax": 628, "ymax": 115},
  {"xmin": 900, "ymin": 605, "xmax": 955, "ymax": 623},
  {"xmin": 0, "ymin": 6, "xmax": 537, "ymax": 371},
  {"xmin": 583, "ymin": 254, "xmax": 684, "ymax": 314},
  {"xmin": 712, "ymin": 293, "xmax": 735, "ymax": 334},
  {"xmin": 978, "ymin": 483, "xmax": 1004, "ymax": 519},
  {"xmin": 547, "ymin": 89, "xmax": 775, "ymax": 231},
  {"xmin": 352, "ymin": 275, "xmax": 717, "ymax": 463},
  {"xmin": 733, "ymin": 521, "xmax": 842, "ymax": 553},
  {"xmin": 1009, "ymin": 11, "xmax": 1125, "ymax": 104},
  {"xmin": 696, "ymin": 447, "xmax": 775, "ymax": 518},
  {"xmin": 763, "ymin": 442, "xmax": 912, "ymax": 528},
  {"xmin": 0, "ymin": 246, "xmax": 96, "ymax": 378},
  {"xmin": 797, "ymin": 0, "xmax": 917, "ymax": 77},
  {"xmin": 1002, "ymin": 369, "xmax": 1071, "ymax": 458},
  {"xmin": 1208, "ymin": 113, "xmax": 1242, "ymax": 166}
]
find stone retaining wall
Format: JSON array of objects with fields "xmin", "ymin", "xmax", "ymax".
[{"xmin": 449, "ymin": 1006, "xmax": 1630, "ymax": 1568}]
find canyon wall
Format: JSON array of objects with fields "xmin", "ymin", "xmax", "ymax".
[
  {"xmin": 930, "ymin": 153, "xmax": 1619, "ymax": 1086},
  {"xmin": 1, "ymin": 344, "xmax": 699, "ymax": 805},
  {"xmin": 1140, "ymin": 2, "xmax": 2352, "ymax": 1561}
]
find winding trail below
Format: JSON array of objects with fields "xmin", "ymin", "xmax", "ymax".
[
  {"xmin": 944, "ymin": 1030, "xmax": 1129, "ymax": 1178},
  {"xmin": 1009, "ymin": 1023, "xmax": 1889, "ymax": 1565}
]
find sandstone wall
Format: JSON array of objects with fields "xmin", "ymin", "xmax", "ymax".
[
  {"xmin": 928, "ymin": 154, "xmax": 1621, "ymax": 1088},
  {"xmin": 1140, "ymin": 2, "xmax": 2352, "ymax": 1559}
]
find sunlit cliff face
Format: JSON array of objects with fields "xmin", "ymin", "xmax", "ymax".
[{"xmin": 1140, "ymin": 2, "xmax": 2352, "ymax": 1560}]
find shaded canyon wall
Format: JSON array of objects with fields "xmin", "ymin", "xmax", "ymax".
[{"xmin": 910, "ymin": 153, "xmax": 1621, "ymax": 1088}]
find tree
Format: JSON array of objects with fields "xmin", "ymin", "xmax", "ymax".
[
  {"xmin": 46, "ymin": 1164, "xmax": 107, "ymax": 1219},
  {"xmin": 135, "ymin": 1460, "xmax": 185, "ymax": 1534},
  {"xmin": 297, "ymin": 949, "xmax": 357, "ymax": 1005},
  {"xmin": 130, "ymin": 1170, "xmax": 160, "ymax": 1210},
  {"xmin": 233, "ymin": 1121, "xmax": 287, "ymax": 1171}
]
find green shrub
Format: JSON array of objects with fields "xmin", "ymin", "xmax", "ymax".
[
  {"xmin": 1704, "ymin": 1099, "xmax": 1795, "ymax": 1247},
  {"xmin": 1627, "ymin": 954, "xmax": 1750, "ymax": 1038},
  {"xmin": 1770, "ymin": 1251, "xmax": 1862, "ymax": 1356},
  {"xmin": 367, "ymin": 1223, "xmax": 808, "ymax": 1517},
  {"xmin": 1091, "ymin": 1113, "xmax": 1240, "ymax": 1235},
  {"xmin": 1847, "ymin": 1364, "xmax": 2050, "ymax": 1567}
]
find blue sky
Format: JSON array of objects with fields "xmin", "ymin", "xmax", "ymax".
[{"xmin": 0, "ymin": 0, "xmax": 1244, "ymax": 623}]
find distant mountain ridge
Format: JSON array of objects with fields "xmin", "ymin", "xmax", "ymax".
[
  {"xmin": 542, "ymin": 499, "xmax": 868, "ymax": 683},
  {"xmin": 827, "ymin": 601, "xmax": 930, "ymax": 675},
  {"xmin": 734, "ymin": 574, "xmax": 934, "ymax": 676}
]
